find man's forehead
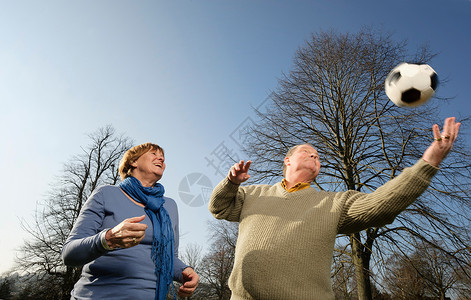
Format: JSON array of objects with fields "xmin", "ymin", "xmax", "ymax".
[{"xmin": 297, "ymin": 144, "xmax": 317, "ymax": 153}]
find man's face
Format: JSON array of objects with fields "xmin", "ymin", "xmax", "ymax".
[{"xmin": 284, "ymin": 144, "xmax": 320, "ymax": 179}]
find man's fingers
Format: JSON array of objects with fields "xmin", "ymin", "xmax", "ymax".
[
  {"xmin": 434, "ymin": 117, "xmax": 461, "ymax": 143},
  {"xmin": 235, "ymin": 160, "xmax": 251, "ymax": 173},
  {"xmin": 227, "ymin": 160, "xmax": 252, "ymax": 184},
  {"xmin": 236, "ymin": 160, "xmax": 245, "ymax": 170},
  {"xmin": 454, "ymin": 122, "xmax": 461, "ymax": 140},
  {"xmin": 443, "ymin": 117, "xmax": 460, "ymax": 137},
  {"xmin": 432, "ymin": 124, "xmax": 441, "ymax": 140},
  {"xmin": 449, "ymin": 118, "xmax": 461, "ymax": 140},
  {"xmin": 442, "ymin": 117, "xmax": 453, "ymax": 138},
  {"xmin": 243, "ymin": 160, "xmax": 252, "ymax": 172}
]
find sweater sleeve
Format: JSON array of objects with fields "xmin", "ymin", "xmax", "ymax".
[
  {"xmin": 208, "ymin": 177, "xmax": 245, "ymax": 222},
  {"xmin": 337, "ymin": 159, "xmax": 439, "ymax": 234},
  {"xmin": 61, "ymin": 187, "xmax": 110, "ymax": 266}
]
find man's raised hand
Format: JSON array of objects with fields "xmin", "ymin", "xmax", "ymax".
[
  {"xmin": 228, "ymin": 160, "xmax": 251, "ymax": 184},
  {"xmin": 422, "ymin": 117, "xmax": 460, "ymax": 167}
]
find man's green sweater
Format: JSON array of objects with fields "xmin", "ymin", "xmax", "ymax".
[{"xmin": 209, "ymin": 159, "xmax": 438, "ymax": 300}]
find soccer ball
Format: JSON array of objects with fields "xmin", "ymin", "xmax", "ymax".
[{"xmin": 385, "ymin": 62, "xmax": 438, "ymax": 107}]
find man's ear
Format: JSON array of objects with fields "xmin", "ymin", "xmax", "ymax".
[{"xmin": 284, "ymin": 156, "xmax": 290, "ymax": 167}]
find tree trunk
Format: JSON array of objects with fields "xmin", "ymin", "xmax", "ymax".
[
  {"xmin": 62, "ymin": 266, "xmax": 82, "ymax": 300},
  {"xmin": 351, "ymin": 233, "xmax": 372, "ymax": 300},
  {"xmin": 439, "ymin": 289, "xmax": 446, "ymax": 300}
]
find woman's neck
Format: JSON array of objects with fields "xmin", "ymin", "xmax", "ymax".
[
  {"xmin": 121, "ymin": 190, "xmax": 145, "ymax": 207},
  {"xmin": 131, "ymin": 173, "xmax": 159, "ymax": 187}
]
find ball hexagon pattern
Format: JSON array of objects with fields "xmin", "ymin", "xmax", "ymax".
[{"xmin": 385, "ymin": 62, "xmax": 438, "ymax": 107}]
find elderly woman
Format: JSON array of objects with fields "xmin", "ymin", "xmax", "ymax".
[{"xmin": 62, "ymin": 143, "xmax": 199, "ymax": 299}]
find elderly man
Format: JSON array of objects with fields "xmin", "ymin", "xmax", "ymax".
[{"xmin": 209, "ymin": 117, "xmax": 460, "ymax": 300}]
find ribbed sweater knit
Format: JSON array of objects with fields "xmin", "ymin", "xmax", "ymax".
[{"xmin": 209, "ymin": 159, "xmax": 438, "ymax": 300}]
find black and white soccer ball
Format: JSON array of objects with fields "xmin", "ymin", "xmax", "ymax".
[{"xmin": 385, "ymin": 62, "xmax": 438, "ymax": 107}]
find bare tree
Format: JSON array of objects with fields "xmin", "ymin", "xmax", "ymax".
[
  {"xmin": 332, "ymin": 248, "xmax": 356, "ymax": 299},
  {"xmin": 182, "ymin": 243, "xmax": 204, "ymax": 276},
  {"xmin": 332, "ymin": 245, "xmax": 392, "ymax": 300},
  {"xmin": 15, "ymin": 125, "xmax": 133, "ymax": 299},
  {"xmin": 173, "ymin": 243, "xmax": 205, "ymax": 300},
  {"xmin": 455, "ymin": 266, "xmax": 471, "ymax": 300},
  {"xmin": 198, "ymin": 220, "xmax": 238, "ymax": 300},
  {"xmin": 0, "ymin": 276, "xmax": 13, "ymax": 300},
  {"xmin": 384, "ymin": 239, "xmax": 468, "ymax": 300},
  {"xmin": 384, "ymin": 250, "xmax": 430, "ymax": 299},
  {"xmin": 417, "ymin": 242, "xmax": 460, "ymax": 299},
  {"xmin": 240, "ymin": 28, "xmax": 471, "ymax": 299}
]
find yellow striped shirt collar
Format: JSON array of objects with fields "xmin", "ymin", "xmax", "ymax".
[{"xmin": 281, "ymin": 179, "xmax": 311, "ymax": 193}]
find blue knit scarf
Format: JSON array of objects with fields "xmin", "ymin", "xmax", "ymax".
[{"xmin": 119, "ymin": 176, "xmax": 175, "ymax": 300}]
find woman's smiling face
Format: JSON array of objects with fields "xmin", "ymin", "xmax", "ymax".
[{"xmin": 131, "ymin": 149, "xmax": 166, "ymax": 184}]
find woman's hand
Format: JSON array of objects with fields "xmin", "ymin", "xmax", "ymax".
[
  {"xmin": 178, "ymin": 267, "xmax": 199, "ymax": 298},
  {"xmin": 105, "ymin": 215, "xmax": 148, "ymax": 249}
]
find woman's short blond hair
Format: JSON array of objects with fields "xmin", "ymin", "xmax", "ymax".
[{"xmin": 118, "ymin": 143, "xmax": 164, "ymax": 180}]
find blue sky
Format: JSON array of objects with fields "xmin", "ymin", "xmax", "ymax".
[{"xmin": 1, "ymin": 0, "xmax": 470, "ymax": 274}]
